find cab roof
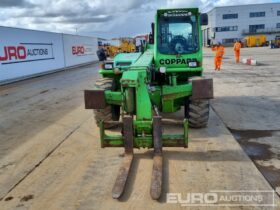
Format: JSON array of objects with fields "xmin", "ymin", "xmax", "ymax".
[{"xmin": 157, "ymin": 8, "xmax": 199, "ymax": 14}]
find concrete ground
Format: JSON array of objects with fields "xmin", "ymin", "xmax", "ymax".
[
  {"xmin": 0, "ymin": 48, "xmax": 279, "ymax": 209},
  {"xmin": 203, "ymin": 47, "xmax": 280, "ymax": 194}
]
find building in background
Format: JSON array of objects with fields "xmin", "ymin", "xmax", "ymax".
[{"xmin": 202, "ymin": 3, "xmax": 280, "ymax": 46}]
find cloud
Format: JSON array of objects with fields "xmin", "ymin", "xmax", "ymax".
[
  {"xmin": 53, "ymin": 15, "xmax": 113, "ymax": 24},
  {"xmin": 0, "ymin": 0, "xmax": 34, "ymax": 8},
  {"xmin": 167, "ymin": 0, "xmax": 274, "ymax": 12},
  {"xmin": 0, "ymin": 0, "xmax": 279, "ymax": 38},
  {"xmin": 167, "ymin": 0, "xmax": 203, "ymax": 8}
]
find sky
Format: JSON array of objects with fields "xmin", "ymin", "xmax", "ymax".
[{"xmin": 0, "ymin": 0, "xmax": 279, "ymax": 39}]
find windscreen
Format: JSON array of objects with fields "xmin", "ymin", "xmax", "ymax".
[{"xmin": 158, "ymin": 14, "xmax": 199, "ymax": 54}]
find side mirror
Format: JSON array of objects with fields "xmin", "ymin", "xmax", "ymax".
[
  {"xmin": 149, "ymin": 22, "xmax": 155, "ymax": 44},
  {"xmin": 200, "ymin": 13, "xmax": 208, "ymax": 26}
]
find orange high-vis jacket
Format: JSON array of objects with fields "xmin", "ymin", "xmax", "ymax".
[
  {"xmin": 234, "ymin": 42, "xmax": 241, "ymax": 51},
  {"xmin": 212, "ymin": 45, "xmax": 224, "ymax": 57}
]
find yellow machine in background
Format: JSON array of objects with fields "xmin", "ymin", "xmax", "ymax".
[
  {"xmin": 119, "ymin": 40, "xmax": 136, "ymax": 53},
  {"xmin": 244, "ymin": 35, "xmax": 266, "ymax": 47},
  {"xmin": 105, "ymin": 45, "xmax": 119, "ymax": 58},
  {"xmin": 270, "ymin": 35, "xmax": 280, "ymax": 48},
  {"xmin": 104, "ymin": 40, "xmax": 136, "ymax": 58}
]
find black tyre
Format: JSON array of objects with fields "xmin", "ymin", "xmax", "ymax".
[
  {"xmin": 188, "ymin": 99, "xmax": 210, "ymax": 128},
  {"xmin": 94, "ymin": 78, "xmax": 120, "ymax": 128}
]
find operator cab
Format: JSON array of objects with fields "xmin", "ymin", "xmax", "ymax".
[{"xmin": 158, "ymin": 11, "xmax": 199, "ymax": 55}]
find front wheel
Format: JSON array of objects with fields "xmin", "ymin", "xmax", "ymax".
[
  {"xmin": 93, "ymin": 77, "xmax": 120, "ymax": 128},
  {"xmin": 188, "ymin": 99, "xmax": 210, "ymax": 128}
]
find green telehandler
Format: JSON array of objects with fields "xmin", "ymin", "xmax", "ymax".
[{"xmin": 84, "ymin": 8, "xmax": 212, "ymax": 200}]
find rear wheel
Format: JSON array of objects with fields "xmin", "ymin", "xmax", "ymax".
[
  {"xmin": 188, "ymin": 99, "xmax": 210, "ymax": 128},
  {"xmin": 94, "ymin": 77, "xmax": 120, "ymax": 128}
]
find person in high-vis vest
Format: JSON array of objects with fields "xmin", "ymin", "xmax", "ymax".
[
  {"xmin": 212, "ymin": 42, "xmax": 224, "ymax": 71},
  {"xmin": 233, "ymin": 41, "xmax": 242, "ymax": 63}
]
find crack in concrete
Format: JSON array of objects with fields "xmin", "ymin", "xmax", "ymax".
[{"xmin": 0, "ymin": 116, "xmax": 92, "ymax": 201}]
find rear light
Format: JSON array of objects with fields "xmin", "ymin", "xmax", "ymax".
[
  {"xmin": 104, "ymin": 63, "xmax": 113, "ymax": 69},
  {"xmin": 101, "ymin": 62, "xmax": 114, "ymax": 70}
]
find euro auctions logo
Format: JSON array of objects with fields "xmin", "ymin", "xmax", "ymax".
[
  {"xmin": 72, "ymin": 45, "xmax": 94, "ymax": 56},
  {"xmin": 167, "ymin": 191, "xmax": 276, "ymax": 207},
  {"xmin": 0, "ymin": 43, "xmax": 54, "ymax": 65},
  {"xmin": 72, "ymin": 46, "xmax": 85, "ymax": 55}
]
